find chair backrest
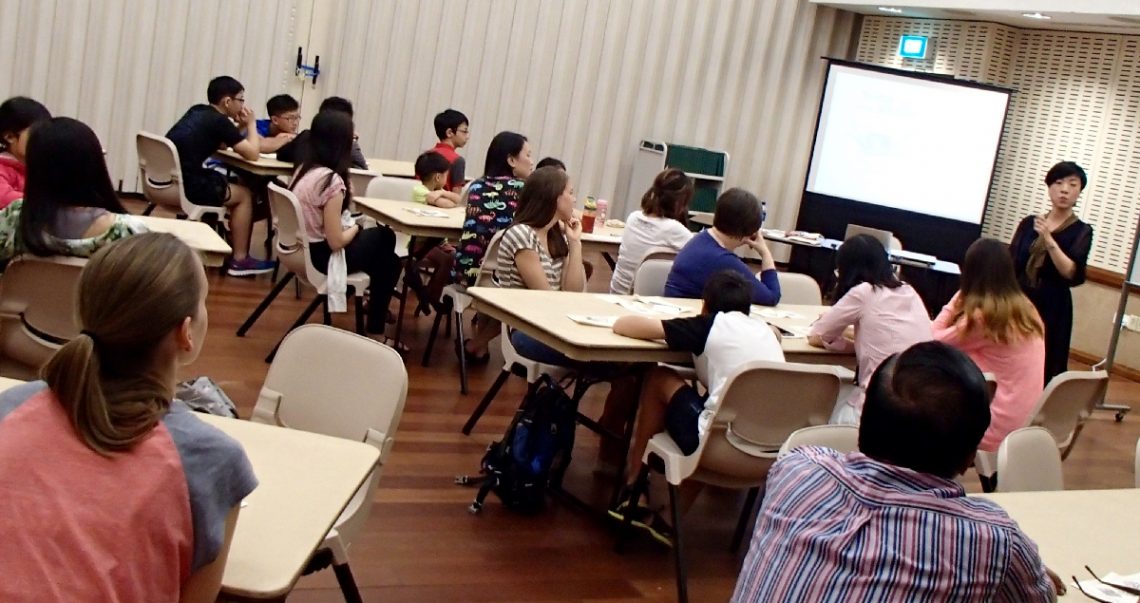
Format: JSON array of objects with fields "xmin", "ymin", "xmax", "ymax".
[
  {"xmin": 251, "ymin": 324, "xmax": 408, "ymax": 543},
  {"xmin": 996, "ymin": 426, "xmax": 1064, "ymax": 492},
  {"xmin": 267, "ymin": 182, "xmax": 322, "ymax": 287},
  {"xmin": 777, "ymin": 424, "xmax": 859, "ymax": 458},
  {"xmin": 136, "ymin": 131, "xmax": 185, "ymax": 213},
  {"xmin": 777, "ymin": 272, "xmax": 822, "ymax": 305},
  {"xmin": 633, "ymin": 259, "xmax": 674, "ymax": 296},
  {"xmin": 365, "ymin": 175, "xmax": 419, "ymax": 201},
  {"xmin": 1028, "ymin": 370, "xmax": 1109, "ymax": 455},
  {"xmin": 1135, "ymin": 437, "xmax": 1140, "ymax": 488},
  {"xmin": 476, "ymin": 229, "xmax": 508, "ymax": 288},
  {"xmin": 714, "ymin": 361, "xmax": 843, "ymax": 454},
  {"xmin": 0, "ymin": 255, "xmax": 87, "ymax": 379}
]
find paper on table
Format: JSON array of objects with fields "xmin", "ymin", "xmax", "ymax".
[
  {"xmin": 757, "ymin": 308, "xmax": 803, "ymax": 320},
  {"xmin": 616, "ymin": 298, "xmax": 686, "ymax": 316},
  {"xmin": 568, "ymin": 314, "xmax": 618, "ymax": 328},
  {"xmin": 402, "ymin": 207, "xmax": 450, "ymax": 218},
  {"xmin": 1073, "ymin": 577, "xmax": 1140, "ymax": 603}
]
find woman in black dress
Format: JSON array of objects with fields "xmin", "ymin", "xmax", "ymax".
[{"xmin": 1009, "ymin": 161, "xmax": 1094, "ymax": 384}]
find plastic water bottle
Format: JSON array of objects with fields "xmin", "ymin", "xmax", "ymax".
[
  {"xmin": 596, "ymin": 199, "xmax": 608, "ymax": 224},
  {"xmin": 761, "ymin": 201, "xmax": 767, "ymax": 224}
]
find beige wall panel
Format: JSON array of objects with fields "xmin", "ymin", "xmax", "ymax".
[{"xmin": 308, "ymin": 0, "xmax": 859, "ymax": 230}]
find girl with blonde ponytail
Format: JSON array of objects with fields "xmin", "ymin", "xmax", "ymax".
[{"xmin": 0, "ymin": 233, "xmax": 257, "ymax": 603}]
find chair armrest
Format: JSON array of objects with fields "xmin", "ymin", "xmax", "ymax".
[{"xmin": 250, "ymin": 386, "xmax": 283, "ymax": 425}]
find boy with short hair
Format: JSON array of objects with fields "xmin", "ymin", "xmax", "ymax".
[
  {"xmin": 256, "ymin": 94, "xmax": 300, "ymax": 153},
  {"xmin": 431, "ymin": 108, "xmax": 469, "ymax": 192},
  {"xmin": 665, "ymin": 188, "xmax": 780, "ymax": 305},
  {"xmin": 412, "ymin": 151, "xmax": 462, "ymax": 208},
  {"xmin": 609, "ymin": 270, "xmax": 784, "ymax": 539},
  {"xmin": 277, "ymin": 96, "xmax": 368, "ymax": 169},
  {"xmin": 166, "ymin": 75, "xmax": 272, "ymax": 276},
  {"xmin": 407, "ymin": 151, "xmax": 460, "ymax": 312}
]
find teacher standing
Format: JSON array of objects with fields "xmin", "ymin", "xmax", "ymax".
[{"xmin": 1009, "ymin": 161, "xmax": 1094, "ymax": 384}]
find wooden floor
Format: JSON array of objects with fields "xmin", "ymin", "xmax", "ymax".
[{"xmin": 166, "ymin": 204, "xmax": 1140, "ymax": 602}]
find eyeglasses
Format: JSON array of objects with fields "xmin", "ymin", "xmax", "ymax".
[
  {"xmin": 232, "ymin": 97, "xmax": 246, "ymax": 104},
  {"xmin": 457, "ymin": 128, "xmax": 470, "ymax": 134},
  {"xmin": 279, "ymin": 113, "xmax": 301, "ymax": 122}
]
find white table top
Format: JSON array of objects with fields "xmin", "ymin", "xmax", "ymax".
[
  {"xmin": 366, "ymin": 158, "xmax": 416, "ymax": 179},
  {"xmin": 978, "ymin": 488, "xmax": 1140, "ymax": 599},
  {"xmin": 354, "ymin": 196, "xmax": 466, "ymax": 239},
  {"xmin": 353, "ymin": 196, "xmax": 624, "ymax": 252},
  {"xmin": 468, "ymin": 287, "xmax": 848, "ymax": 364},
  {"xmin": 196, "ymin": 414, "xmax": 380, "ymax": 599},
  {"xmin": 0, "ymin": 378, "xmax": 379, "ymax": 599},
  {"xmin": 136, "ymin": 216, "xmax": 232, "ymax": 267},
  {"xmin": 213, "ymin": 149, "xmax": 374, "ymax": 180},
  {"xmin": 688, "ymin": 211, "xmax": 960, "ymax": 276}
]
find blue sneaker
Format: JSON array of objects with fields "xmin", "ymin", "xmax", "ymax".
[{"xmin": 227, "ymin": 257, "xmax": 275, "ymax": 277}]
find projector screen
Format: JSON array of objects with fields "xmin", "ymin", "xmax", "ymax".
[{"xmin": 805, "ymin": 63, "xmax": 1010, "ymax": 224}]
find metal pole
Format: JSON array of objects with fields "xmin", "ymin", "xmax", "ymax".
[{"xmin": 1092, "ymin": 213, "xmax": 1140, "ymax": 420}]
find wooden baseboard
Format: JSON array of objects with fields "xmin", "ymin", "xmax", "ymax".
[{"xmin": 1070, "ymin": 348, "xmax": 1140, "ymax": 382}]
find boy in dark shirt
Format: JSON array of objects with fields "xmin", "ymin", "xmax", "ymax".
[{"xmin": 166, "ymin": 76, "xmax": 272, "ymax": 276}]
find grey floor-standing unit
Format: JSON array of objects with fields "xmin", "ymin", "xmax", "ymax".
[{"xmin": 625, "ymin": 140, "xmax": 729, "ymax": 227}]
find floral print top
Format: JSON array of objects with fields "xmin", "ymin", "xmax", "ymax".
[
  {"xmin": 0, "ymin": 199, "xmax": 148, "ymax": 262},
  {"xmin": 453, "ymin": 176, "xmax": 525, "ymax": 286}
]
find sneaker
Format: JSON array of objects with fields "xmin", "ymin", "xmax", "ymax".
[
  {"xmin": 227, "ymin": 257, "xmax": 275, "ymax": 277},
  {"xmin": 608, "ymin": 502, "xmax": 674, "ymax": 548}
]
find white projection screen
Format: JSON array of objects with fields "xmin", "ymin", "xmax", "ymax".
[{"xmin": 806, "ymin": 63, "xmax": 1011, "ymax": 224}]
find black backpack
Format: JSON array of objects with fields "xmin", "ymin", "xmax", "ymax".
[{"xmin": 459, "ymin": 375, "xmax": 578, "ymax": 514}]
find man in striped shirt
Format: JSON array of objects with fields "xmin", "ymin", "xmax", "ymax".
[{"xmin": 732, "ymin": 341, "xmax": 1062, "ymax": 602}]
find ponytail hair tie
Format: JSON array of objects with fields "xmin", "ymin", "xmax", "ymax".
[{"xmin": 80, "ymin": 330, "xmax": 100, "ymax": 348}]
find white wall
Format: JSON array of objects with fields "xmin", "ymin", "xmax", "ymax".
[
  {"xmin": 309, "ymin": 0, "xmax": 860, "ymax": 230},
  {"xmin": 0, "ymin": 0, "xmax": 303, "ymax": 193}
]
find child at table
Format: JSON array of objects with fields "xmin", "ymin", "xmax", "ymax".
[
  {"xmin": 0, "ymin": 96, "xmax": 51, "ymax": 209},
  {"xmin": 290, "ymin": 109, "xmax": 404, "ymax": 352},
  {"xmin": 609, "ymin": 270, "xmax": 784, "ymax": 539},
  {"xmin": 166, "ymin": 75, "xmax": 270, "ymax": 276},
  {"xmin": 664, "ymin": 188, "xmax": 780, "ymax": 305},
  {"xmin": 0, "ymin": 233, "xmax": 257, "ymax": 602},
  {"xmin": 808, "ymin": 234, "xmax": 932, "ymax": 425},
  {"xmin": 407, "ymin": 151, "xmax": 460, "ymax": 313},
  {"xmin": 0, "ymin": 117, "xmax": 147, "ymax": 262},
  {"xmin": 256, "ymin": 94, "xmax": 300, "ymax": 153},
  {"xmin": 430, "ymin": 108, "xmax": 469, "ymax": 192}
]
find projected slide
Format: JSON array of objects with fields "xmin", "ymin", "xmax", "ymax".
[{"xmin": 806, "ymin": 64, "xmax": 1010, "ymax": 224}]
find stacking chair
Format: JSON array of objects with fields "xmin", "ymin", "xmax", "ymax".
[
  {"xmin": 632, "ymin": 258, "xmax": 675, "ymax": 297},
  {"xmin": 995, "ymin": 426, "xmax": 1064, "ymax": 492},
  {"xmin": 777, "ymin": 424, "xmax": 859, "ymax": 458},
  {"xmin": 251, "ymin": 324, "xmax": 408, "ymax": 603},
  {"xmin": 235, "ymin": 183, "xmax": 370, "ymax": 362},
  {"xmin": 136, "ymin": 131, "xmax": 226, "ymax": 225},
  {"xmin": 975, "ymin": 370, "xmax": 1108, "ymax": 491},
  {"xmin": 616, "ymin": 360, "xmax": 845, "ymax": 603},
  {"xmin": 612, "ymin": 247, "xmax": 678, "ymax": 295},
  {"xmin": 0, "ymin": 255, "xmax": 85, "ymax": 379},
  {"xmin": 776, "ymin": 272, "xmax": 822, "ymax": 305}
]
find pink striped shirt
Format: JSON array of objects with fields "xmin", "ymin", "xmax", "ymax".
[{"xmin": 732, "ymin": 447, "xmax": 1054, "ymax": 602}]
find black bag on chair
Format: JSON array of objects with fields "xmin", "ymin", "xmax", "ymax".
[{"xmin": 458, "ymin": 375, "xmax": 578, "ymax": 514}]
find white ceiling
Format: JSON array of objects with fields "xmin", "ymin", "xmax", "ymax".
[{"xmin": 812, "ymin": 0, "xmax": 1140, "ymax": 33}]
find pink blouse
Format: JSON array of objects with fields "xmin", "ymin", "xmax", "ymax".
[
  {"xmin": 809, "ymin": 282, "xmax": 932, "ymax": 416},
  {"xmin": 932, "ymin": 292, "xmax": 1045, "ymax": 452}
]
